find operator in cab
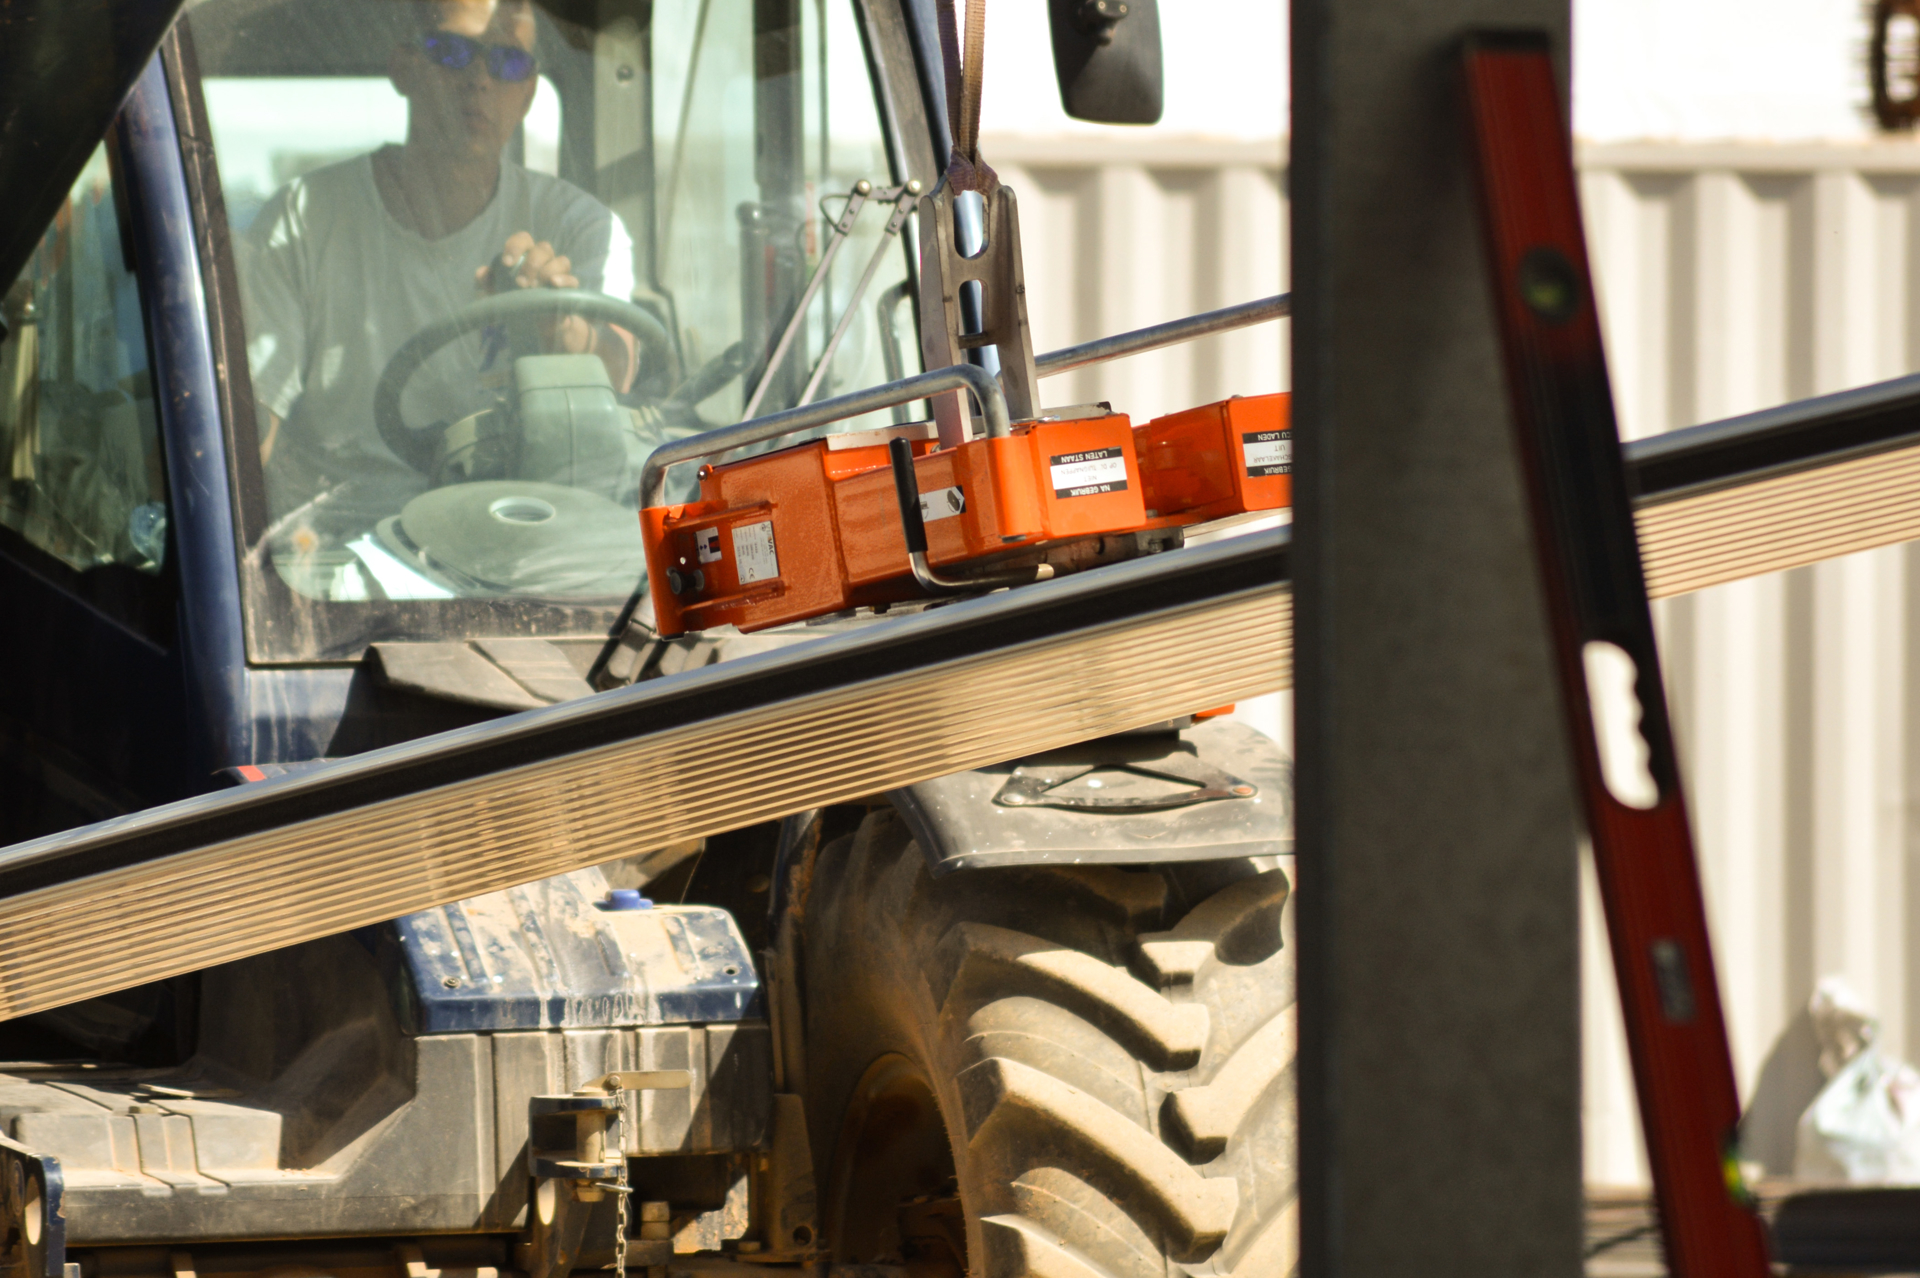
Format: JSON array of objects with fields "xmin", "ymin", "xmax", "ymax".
[{"xmin": 238, "ymin": 0, "xmax": 638, "ymax": 533}]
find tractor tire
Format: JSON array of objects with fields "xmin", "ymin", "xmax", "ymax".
[{"xmin": 800, "ymin": 806, "xmax": 1296, "ymax": 1278}]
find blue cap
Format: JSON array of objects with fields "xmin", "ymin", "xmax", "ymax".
[{"xmin": 601, "ymin": 888, "xmax": 652, "ymax": 911}]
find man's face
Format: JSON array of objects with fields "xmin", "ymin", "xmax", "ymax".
[{"xmin": 391, "ymin": 1, "xmax": 537, "ymax": 163}]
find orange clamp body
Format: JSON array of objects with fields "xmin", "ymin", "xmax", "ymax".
[
  {"xmin": 642, "ymin": 413, "xmax": 1147, "ymax": 636},
  {"xmin": 1134, "ymin": 392, "xmax": 1290, "ymax": 521},
  {"xmin": 638, "ymin": 396, "xmax": 1289, "ymax": 637}
]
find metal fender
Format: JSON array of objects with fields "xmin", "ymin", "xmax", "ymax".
[{"xmin": 888, "ymin": 717, "xmax": 1292, "ymax": 876}]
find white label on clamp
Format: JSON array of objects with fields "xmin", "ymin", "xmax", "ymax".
[
  {"xmin": 919, "ymin": 486, "xmax": 966, "ymax": 522},
  {"xmin": 732, "ymin": 520, "xmax": 780, "ymax": 585},
  {"xmin": 1049, "ymin": 447, "xmax": 1129, "ymax": 498},
  {"xmin": 1243, "ymin": 430, "xmax": 1291, "ymax": 478},
  {"xmin": 696, "ymin": 527, "xmax": 723, "ymax": 563}
]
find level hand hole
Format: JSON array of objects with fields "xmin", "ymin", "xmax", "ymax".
[{"xmin": 1582, "ymin": 639, "xmax": 1660, "ymax": 810}]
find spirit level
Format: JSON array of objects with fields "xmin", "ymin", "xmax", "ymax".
[{"xmin": 1463, "ymin": 31, "xmax": 1770, "ymax": 1275}]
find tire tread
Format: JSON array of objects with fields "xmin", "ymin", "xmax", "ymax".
[
  {"xmin": 802, "ymin": 810, "xmax": 1294, "ymax": 1278},
  {"xmin": 943, "ymin": 922, "xmax": 1210, "ymax": 1070}
]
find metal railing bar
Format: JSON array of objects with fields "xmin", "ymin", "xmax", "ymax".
[{"xmin": 1033, "ymin": 294, "xmax": 1289, "ymax": 379}]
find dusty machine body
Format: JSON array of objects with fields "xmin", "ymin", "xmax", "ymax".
[{"xmin": 0, "ymin": 2, "xmax": 1292, "ymax": 1277}]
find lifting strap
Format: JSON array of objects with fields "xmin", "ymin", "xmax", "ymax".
[{"xmin": 934, "ymin": 0, "xmax": 996, "ymax": 193}]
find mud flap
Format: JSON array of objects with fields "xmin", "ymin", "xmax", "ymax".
[{"xmin": 888, "ymin": 717, "xmax": 1291, "ymax": 875}]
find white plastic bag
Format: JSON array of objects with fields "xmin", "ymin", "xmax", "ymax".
[
  {"xmin": 1793, "ymin": 976, "xmax": 1920, "ymax": 1183},
  {"xmin": 1795, "ymin": 1047, "xmax": 1920, "ymax": 1182}
]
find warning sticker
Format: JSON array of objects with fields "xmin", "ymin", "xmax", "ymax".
[
  {"xmin": 1049, "ymin": 447, "xmax": 1129, "ymax": 499},
  {"xmin": 695, "ymin": 527, "xmax": 723, "ymax": 563},
  {"xmin": 1243, "ymin": 430, "xmax": 1291, "ymax": 478},
  {"xmin": 919, "ymin": 486, "xmax": 966, "ymax": 522},
  {"xmin": 732, "ymin": 521, "xmax": 779, "ymax": 584}
]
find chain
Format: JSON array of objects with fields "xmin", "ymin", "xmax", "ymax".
[{"xmin": 614, "ymin": 1083, "xmax": 629, "ymax": 1278}]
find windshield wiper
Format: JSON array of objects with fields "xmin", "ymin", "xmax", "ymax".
[{"xmin": 740, "ymin": 178, "xmax": 922, "ymax": 420}]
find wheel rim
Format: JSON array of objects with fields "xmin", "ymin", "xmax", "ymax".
[{"xmin": 826, "ymin": 1053, "xmax": 967, "ymax": 1274}]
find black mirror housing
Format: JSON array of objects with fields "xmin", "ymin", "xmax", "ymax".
[{"xmin": 1049, "ymin": 0, "xmax": 1164, "ymax": 124}]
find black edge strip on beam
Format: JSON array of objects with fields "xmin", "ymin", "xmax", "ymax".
[
  {"xmin": 0, "ymin": 528, "xmax": 1286, "ymax": 902},
  {"xmin": 1626, "ymin": 369, "xmax": 1920, "ymax": 503}
]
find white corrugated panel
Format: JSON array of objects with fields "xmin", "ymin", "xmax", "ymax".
[{"xmin": 989, "ymin": 131, "xmax": 1920, "ymax": 1189}]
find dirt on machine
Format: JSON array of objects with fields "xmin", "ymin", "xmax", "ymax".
[{"xmin": 0, "ymin": 3, "xmax": 1291, "ymax": 1278}]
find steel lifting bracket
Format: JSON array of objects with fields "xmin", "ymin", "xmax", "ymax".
[{"xmin": 917, "ymin": 178, "xmax": 1042, "ymax": 445}]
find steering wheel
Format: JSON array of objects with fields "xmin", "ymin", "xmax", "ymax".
[{"xmin": 372, "ymin": 288, "xmax": 674, "ymax": 473}]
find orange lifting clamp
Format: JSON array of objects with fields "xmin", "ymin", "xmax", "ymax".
[{"xmin": 635, "ymin": 175, "xmax": 1288, "ymax": 638}]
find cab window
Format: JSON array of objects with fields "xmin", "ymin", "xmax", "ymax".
[
  {"xmin": 180, "ymin": 0, "xmax": 912, "ymax": 661},
  {"xmin": 0, "ymin": 143, "xmax": 168, "ymax": 600}
]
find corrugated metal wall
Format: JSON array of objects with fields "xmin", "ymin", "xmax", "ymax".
[
  {"xmin": 982, "ymin": 134, "xmax": 1290, "ymax": 745},
  {"xmin": 993, "ymin": 133, "xmax": 1920, "ymax": 1187}
]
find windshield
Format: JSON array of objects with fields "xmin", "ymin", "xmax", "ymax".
[{"xmin": 180, "ymin": 0, "xmax": 921, "ymax": 660}]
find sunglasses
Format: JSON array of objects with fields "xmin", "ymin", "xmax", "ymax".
[{"xmin": 416, "ymin": 31, "xmax": 538, "ymax": 83}]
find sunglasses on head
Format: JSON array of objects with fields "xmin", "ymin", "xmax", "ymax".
[{"xmin": 416, "ymin": 31, "xmax": 538, "ymax": 83}]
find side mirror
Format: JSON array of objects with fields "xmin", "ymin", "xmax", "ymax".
[{"xmin": 1048, "ymin": 0, "xmax": 1164, "ymax": 124}]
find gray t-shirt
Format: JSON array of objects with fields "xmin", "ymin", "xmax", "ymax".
[{"xmin": 238, "ymin": 153, "xmax": 631, "ymax": 520}]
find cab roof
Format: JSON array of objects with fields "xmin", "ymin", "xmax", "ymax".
[{"xmin": 0, "ymin": 0, "xmax": 184, "ymax": 293}]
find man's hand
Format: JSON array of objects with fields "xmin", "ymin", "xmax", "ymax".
[
  {"xmin": 477, "ymin": 231, "xmax": 635, "ymax": 389},
  {"xmin": 482, "ymin": 230, "xmax": 580, "ymax": 291}
]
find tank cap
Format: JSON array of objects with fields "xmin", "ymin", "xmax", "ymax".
[{"xmin": 599, "ymin": 888, "xmax": 653, "ymax": 911}]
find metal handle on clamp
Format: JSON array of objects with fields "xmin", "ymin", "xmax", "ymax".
[
  {"xmin": 639, "ymin": 362, "xmax": 1011, "ymax": 509},
  {"xmin": 641, "ymin": 295, "xmax": 1288, "ymax": 510},
  {"xmin": 887, "ymin": 437, "xmax": 1053, "ymax": 594}
]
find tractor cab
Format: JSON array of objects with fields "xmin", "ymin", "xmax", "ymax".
[{"xmin": 0, "ymin": 0, "xmax": 933, "ymax": 822}]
